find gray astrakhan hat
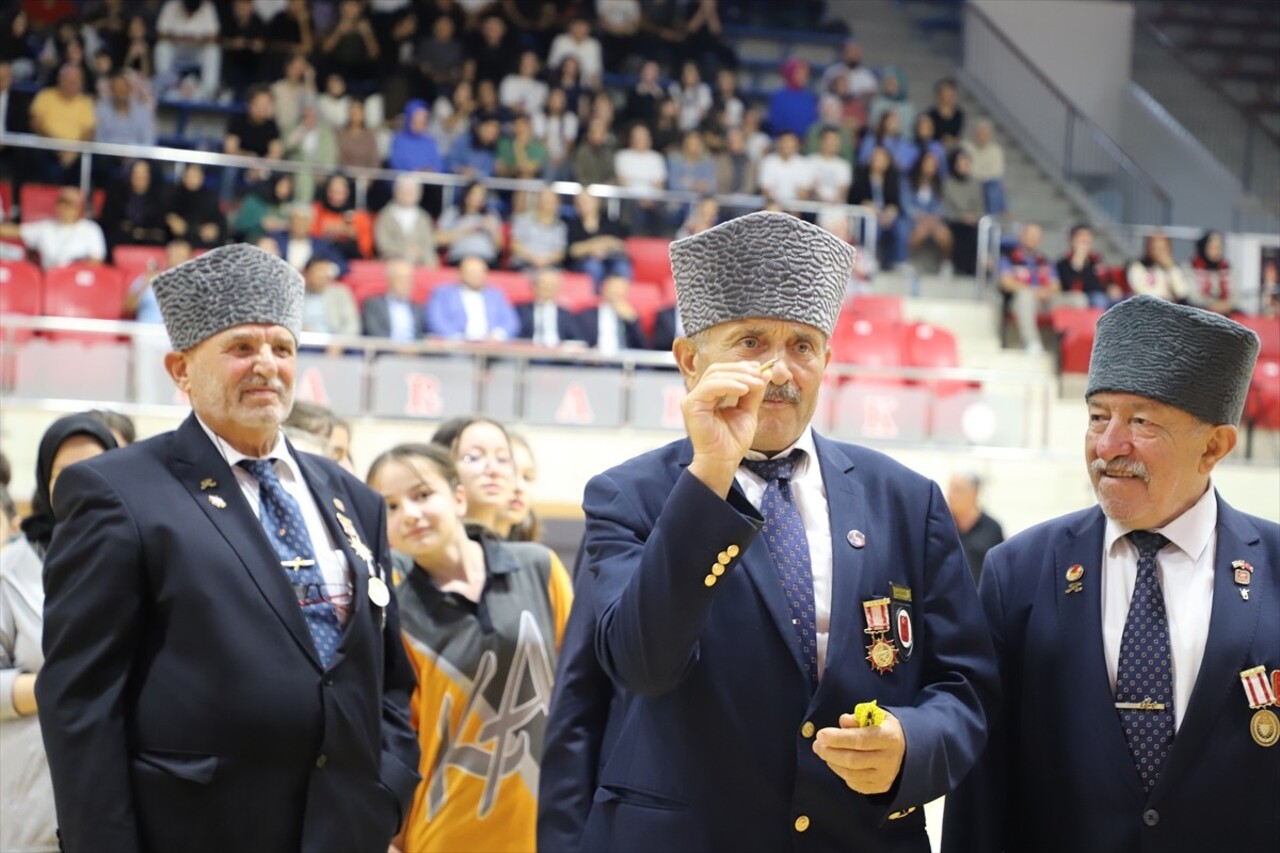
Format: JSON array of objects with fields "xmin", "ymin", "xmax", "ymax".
[
  {"xmin": 1086, "ymin": 295, "xmax": 1260, "ymax": 425},
  {"xmin": 152, "ymin": 243, "xmax": 305, "ymax": 351},
  {"xmin": 669, "ymin": 210, "xmax": 855, "ymax": 338}
]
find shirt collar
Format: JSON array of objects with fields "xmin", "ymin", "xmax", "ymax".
[
  {"xmin": 1103, "ymin": 482, "xmax": 1218, "ymax": 561},
  {"xmin": 741, "ymin": 425, "xmax": 817, "ymax": 474},
  {"xmin": 195, "ymin": 414, "xmax": 302, "ymax": 484}
]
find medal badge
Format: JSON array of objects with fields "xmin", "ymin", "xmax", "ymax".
[
  {"xmin": 863, "ymin": 597, "xmax": 899, "ymax": 674},
  {"xmin": 1233, "ymin": 560, "xmax": 1254, "ymax": 601},
  {"xmin": 1240, "ymin": 665, "xmax": 1279, "ymax": 748},
  {"xmin": 889, "ymin": 584, "xmax": 913, "ymax": 660},
  {"xmin": 1064, "ymin": 564, "xmax": 1084, "ymax": 595}
]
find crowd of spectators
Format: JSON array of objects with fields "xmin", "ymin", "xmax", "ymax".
[{"xmin": 3, "ymin": 0, "xmax": 1275, "ymax": 361}]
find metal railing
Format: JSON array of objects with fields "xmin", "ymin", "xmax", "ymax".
[
  {"xmin": 0, "ymin": 134, "xmax": 880, "ymax": 258},
  {"xmin": 961, "ymin": 3, "xmax": 1172, "ymax": 228},
  {"xmin": 1133, "ymin": 17, "xmax": 1280, "ymax": 202},
  {"xmin": 0, "ymin": 314, "xmax": 1057, "ymax": 451}
]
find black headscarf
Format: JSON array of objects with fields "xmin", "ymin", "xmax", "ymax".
[{"xmin": 20, "ymin": 413, "xmax": 118, "ymax": 557}]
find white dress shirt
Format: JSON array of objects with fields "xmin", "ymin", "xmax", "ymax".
[
  {"xmin": 1102, "ymin": 485, "xmax": 1217, "ymax": 730},
  {"xmin": 596, "ymin": 304, "xmax": 620, "ymax": 354},
  {"xmin": 737, "ymin": 427, "xmax": 833, "ymax": 676},
  {"xmin": 536, "ymin": 301, "xmax": 560, "ymax": 347},
  {"xmin": 460, "ymin": 287, "xmax": 489, "ymax": 340},
  {"xmin": 197, "ymin": 418, "xmax": 353, "ymax": 625}
]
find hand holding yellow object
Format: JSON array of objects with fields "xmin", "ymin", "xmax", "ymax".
[{"xmin": 852, "ymin": 700, "xmax": 886, "ymax": 728}]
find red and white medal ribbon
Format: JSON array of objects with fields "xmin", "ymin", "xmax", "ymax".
[
  {"xmin": 1241, "ymin": 665, "xmax": 1277, "ymax": 709},
  {"xmin": 863, "ymin": 597, "xmax": 891, "ymax": 635}
]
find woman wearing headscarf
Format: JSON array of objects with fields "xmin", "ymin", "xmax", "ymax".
[
  {"xmin": 232, "ymin": 172, "xmax": 295, "ymax": 244},
  {"xmin": 311, "ymin": 173, "xmax": 374, "ymax": 260},
  {"xmin": 869, "ymin": 66, "xmax": 914, "ymax": 138},
  {"xmin": 767, "ymin": 58, "xmax": 818, "ymax": 138},
  {"xmin": 165, "ymin": 163, "xmax": 225, "ymax": 250},
  {"xmin": 100, "ymin": 159, "xmax": 169, "ymax": 251},
  {"xmin": 1189, "ymin": 230, "xmax": 1236, "ymax": 315},
  {"xmin": 388, "ymin": 99, "xmax": 443, "ymax": 173},
  {"xmin": 1, "ymin": 414, "xmax": 118, "ymax": 852}
]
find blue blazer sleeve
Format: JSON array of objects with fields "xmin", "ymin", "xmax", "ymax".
[
  {"xmin": 880, "ymin": 482, "xmax": 999, "ymax": 812},
  {"xmin": 424, "ymin": 287, "xmax": 464, "ymax": 338},
  {"xmin": 585, "ymin": 469, "xmax": 761, "ymax": 696},
  {"xmin": 485, "ymin": 288, "xmax": 521, "ymax": 340}
]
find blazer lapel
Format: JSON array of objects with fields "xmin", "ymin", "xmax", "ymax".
[
  {"xmin": 677, "ymin": 441, "xmax": 810, "ymax": 680},
  {"xmin": 1056, "ymin": 507, "xmax": 1143, "ymax": 795},
  {"xmin": 1161, "ymin": 496, "xmax": 1264, "ymax": 781},
  {"xmin": 169, "ymin": 415, "xmax": 320, "ymax": 668},
  {"xmin": 811, "ymin": 434, "xmax": 865, "ymax": 682},
  {"xmin": 293, "ymin": 449, "xmax": 375, "ymax": 663}
]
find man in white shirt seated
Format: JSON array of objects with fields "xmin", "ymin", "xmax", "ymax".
[
  {"xmin": 758, "ymin": 131, "xmax": 815, "ymax": 210},
  {"xmin": 0, "ymin": 187, "xmax": 107, "ymax": 269},
  {"xmin": 808, "ymin": 127, "xmax": 853, "ymax": 207},
  {"xmin": 361, "ymin": 257, "xmax": 424, "ymax": 342},
  {"xmin": 517, "ymin": 266, "xmax": 582, "ymax": 347},
  {"xmin": 547, "ymin": 16, "xmax": 603, "ymax": 90},
  {"xmin": 574, "ymin": 273, "xmax": 648, "ymax": 353},
  {"xmin": 154, "ymin": 0, "xmax": 223, "ymax": 101}
]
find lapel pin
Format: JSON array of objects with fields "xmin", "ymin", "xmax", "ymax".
[
  {"xmin": 1235, "ymin": 568, "xmax": 1252, "ymax": 586},
  {"xmin": 200, "ymin": 478, "xmax": 217, "ymax": 491},
  {"xmin": 333, "ymin": 497, "xmax": 346, "ymax": 513},
  {"xmin": 1064, "ymin": 564, "xmax": 1084, "ymax": 594},
  {"xmin": 1232, "ymin": 559, "xmax": 1254, "ymax": 572},
  {"xmin": 207, "ymin": 495, "xmax": 227, "ymax": 509},
  {"xmin": 847, "ymin": 530, "xmax": 866, "ymax": 549},
  {"xmin": 1241, "ymin": 589, "xmax": 1251, "ymax": 601}
]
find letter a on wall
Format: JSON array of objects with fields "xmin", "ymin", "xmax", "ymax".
[{"xmin": 555, "ymin": 382, "xmax": 595, "ymax": 425}]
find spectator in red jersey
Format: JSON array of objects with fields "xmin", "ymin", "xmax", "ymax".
[
  {"xmin": 1056, "ymin": 223, "xmax": 1121, "ymax": 309},
  {"xmin": 999, "ymin": 222, "xmax": 1059, "ymax": 355},
  {"xmin": 1189, "ymin": 229, "xmax": 1236, "ymax": 315}
]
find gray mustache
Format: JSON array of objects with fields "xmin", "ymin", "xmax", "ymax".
[
  {"xmin": 1090, "ymin": 457, "xmax": 1151, "ymax": 482},
  {"xmin": 763, "ymin": 384, "xmax": 801, "ymax": 404}
]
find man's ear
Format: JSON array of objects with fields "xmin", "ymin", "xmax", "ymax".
[
  {"xmin": 164, "ymin": 351, "xmax": 190, "ymax": 392},
  {"xmin": 1199, "ymin": 423, "xmax": 1238, "ymax": 474},
  {"xmin": 672, "ymin": 336, "xmax": 699, "ymax": 390}
]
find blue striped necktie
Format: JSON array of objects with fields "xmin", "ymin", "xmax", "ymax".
[
  {"xmin": 742, "ymin": 450, "xmax": 819, "ymax": 686},
  {"xmin": 239, "ymin": 459, "xmax": 342, "ymax": 666}
]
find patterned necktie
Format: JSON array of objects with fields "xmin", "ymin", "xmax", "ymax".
[
  {"xmin": 742, "ymin": 450, "xmax": 819, "ymax": 686},
  {"xmin": 1116, "ymin": 530, "xmax": 1174, "ymax": 794},
  {"xmin": 239, "ymin": 459, "xmax": 342, "ymax": 667}
]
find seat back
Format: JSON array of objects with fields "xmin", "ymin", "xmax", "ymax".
[
  {"xmin": 43, "ymin": 264, "xmax": 127, "ymax": 342},
  {"xmin": 626, "ymin": 236, "xmax": 673, "ymax": 289}
]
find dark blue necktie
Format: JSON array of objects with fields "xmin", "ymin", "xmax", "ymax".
[
  {"xmin": 1116, "ymin": 530, "xmax": 1174, "ymax": 793},
  {"xmin": 742, "ymin": 451, "xmax": 819, "ymax": 687},
  {"xmin": 239, "ymin": 459, "xmax": 342, "ymax": 667}
]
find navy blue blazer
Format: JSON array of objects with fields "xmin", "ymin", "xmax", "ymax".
[
  {"xmin": 553, "ymin": 433, "xmax": 997, "ymax": 851},
  {"xmin": 361, "ymin": 294, "xmax": 426, "ymax": 340},
  {"xmin": 37, "ymin": 414, "xmax": 420, "ymax": 853},
  {"xmin": 516, "ymin": 301, "xmax": 583, "ymax": 343},
  {"xmin": 942, "ymin": 497, "xmax": 1280, "ymax": 853},
  {"xmin": 574, "ymin": 306, "xmax": 649, "ymax": 351}
]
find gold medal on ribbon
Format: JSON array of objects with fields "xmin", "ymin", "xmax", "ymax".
[
  {"xmin": 866, "ymin": 636, "xmax": 899, "ymax": 674},
  {"xmin": 1251, "ymin": 708, "xmax": 1278, "ymax": 748}
]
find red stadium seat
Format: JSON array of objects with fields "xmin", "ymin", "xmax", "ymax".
[
  {"xmin": 488, "ymin": 270, "xmax": 535, "ymax": 304},
  {"xmin": 830, "ymin": 317, "xmax": 905, "ymax": 385},
  {"xmin": 847, "ymin": 294, "xmax": 903, "ymax": 323},
  {"xmin": 112, "ymin": 245, "xmax": 167, "ymax": 290},
  {"xmin": 42, "ymin": 263, "xmax": 127, "ymax": 343},
  {"xmin": 344, "ymin": 273, "xmax": 387, "ymax": 307},
  {"xmin": 0, "ymin": 260, "xmax": 44, "ymax": 344},
  {"xmin": 1051, "ymin": 306, "xmax": 1105, "ymax": 375},
  {"xmin": 626, "ymin": 237, "xmax": 672, "ymax": 289},
  {"xmin": 901, "ymin": 321, "xmax": 971, "ymax": 396},
  {"xmin": 1239, "ymin": 315, "xmax": 1280, "ymax": 361},
  {"xmin": 1247, "ymin": 359, "xmax": 1280, "ymax": 430},
  {"xmin": 559, "ymin": 271, "xmax": 596, "ymax": 312},
  {"xmin": 19, "ymin": 185, "xmax": 105, "ymax": 222},
  {"xmin": 0, "ymin": 181, "xmax": 11, "ymax": 215},
  {"xmin": 628, "ymin": 281, "xmax": 666, "ymax": 339}
]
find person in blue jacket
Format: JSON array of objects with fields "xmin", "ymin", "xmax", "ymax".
[
  {"xmin": 539, "ymin": 210, "xmax": 997, "ymax": 851},
  {"xmin": 943, "ymin": 296, "xmax": 1277, "ymax": 852}
]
